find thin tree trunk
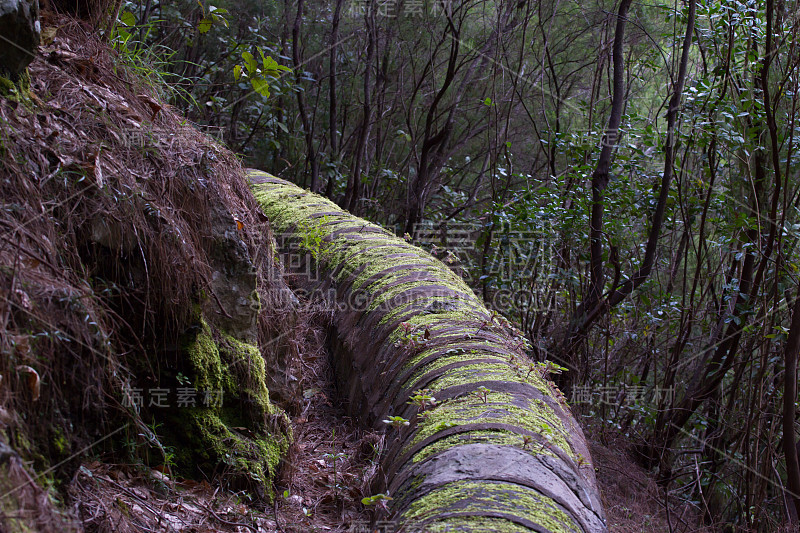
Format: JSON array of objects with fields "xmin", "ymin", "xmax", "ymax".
[
  {"xmin": 290, "ymin": 0, "xmax": 320, "ymax": 192},
  {"xmin": 783, "ymin": 294, "xmax": 800, "ymax": 522},
  {"xmin": 344, "ymin": 0, "xmax": 375, "ymax": 212},
  {"xmin": 328, "ymin": 0, "xmax": 343, "ymax": 159},
  {"xmin": 564, "ymin": 0, "xmax": 695, "ymax": 363},
  {"xmin": 585, "ymin": 0, "xmax": 632, "ymax": 311}
]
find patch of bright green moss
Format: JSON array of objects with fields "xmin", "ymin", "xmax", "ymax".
[
  {"xmin": 0, "ymin": 72, "xmax": 31, "ymax": 102},
  {"xmin": 378, "ymin": 294, "xmax": 483, "ymax": 328},
  {"xmin": 408, "ymin": 392, "xmax": 574, "ymax": 460},
  {"xmin": 179, "ymin": 409, "xmax": 285, "ymax": 491},
  {"xmin": 402, "ymin": 352, "xmax": 508, "ymax": 392},
  {"xmin": 402, "ymin": 480, "xmax": 580, "ymax": 533},
  {"xmin": 419, "ymin": 516, "xmax": 530, "ymax": 533},
  {"xmin": 186, "ymin": 318, "xmax": 233, "ymax": 397},
  {"xmin": 51, "ymin": 426, "xmax": 69, "ymax": 458},
  {"xmin": 425, "ymin": 362, "xmax": 520, "ymax": 391},
  {"xmin": 402, "ymin": 341, "xmax": 503, "ymax": 369},
  {"xmin": 165, "ymin": 315, "xmax": 291, "ymax": 499},
  {"xmin": 253, "ymin": 181, "xmax": 472, "ymax": 301},
  {"xmin": 363, "ymin": 279, "xmax": 475, "ymax": 316},
  {"xmin": 411, "ymin": 430, "xmax": 557, "ymax": 464},
  {"xmin": 252, "ymin": 185, "xmax": 350, "ymax": 235}
]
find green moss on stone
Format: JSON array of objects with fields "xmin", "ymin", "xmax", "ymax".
[
  {"xmin": 425, "ymin": 362, "xmax": 520, "ymax": 391},
  {"xmin": 363, "ymin": 281, "xmax": 475, "ymax": 317},
  {"xmin": 378, "ymin": 294, "xmax": 483, "ymax": 328},
  {"xmin": 402, "ymin": 480, "xmax": 580, "ymax": 533},
  {"xmin": 0, "ymin": 72, "xmax": 31, "ymax": 102},
  {"xmin": 402, "ymin": 352, "xmax": 508, "ymax": 393},
  {"xmin": 402, "ymin": 342, "xmax": 501, "ymax": 369},
  {"xmin": 422, "ymin": 517, "xmax": 530, "ymax": 533},
  {"xmin": 178, "ymin": 409, "xmax": 285, "ymax": 490},
  {"xmin": 408, "ymin": 392, "xmax": 574, "ymax": 460},
  {"xmin": 186, "ymin": 318, "xmax": 232, "ymax": 397},
  {"xmin": 164, "ymin": 315, "xmax": 291, "ymax": 500},
  {"xmin": 51, "ymin": 427, "xmax": 68, "ymax": 458},
  {"xmin": 411, "ymin": 430, "xmax": 557, "ymax": 464},
  {"xmin": 249, "ymin": 175, "xmax": 589, "ymax": 521}
]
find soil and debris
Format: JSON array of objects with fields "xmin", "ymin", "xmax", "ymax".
[
  {"xmin": 272, "ymin": 318, "xmax": 385, "ymax": 532},
  {"xmin": 583, "ymin": 421, "xmax": 712, "ymax": 533}
]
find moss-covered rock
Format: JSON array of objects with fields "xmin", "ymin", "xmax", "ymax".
[{"xmin": 161, "ymin": 315, "xmax": 291, "ymax": 500}]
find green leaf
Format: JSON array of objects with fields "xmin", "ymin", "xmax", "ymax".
[
  {"xmin": 119, "ymin": 11, "xmax": 136, "ymax": 27},
  {"xmin": 212, "ymin": 14, "xmax": 228, "ymax": 28},
  {"xmin": 233, "ymin": 64, "xmax": 242, "ymax": 81},
  {"xmin": 260, "ymin": 49, "xmax": 276, "ymax": 71},
  {"xmin": 484, "ymin": 97, "xmax": 492, "ymax": 106},
  {"xmin": 198, "ymin": 18, "xmax": 213, "ymax": 33},
  {"xmin": 251, "ymin": 77, "xmax": 271, "ymax": 98},
  {"xmin": 242, "ymin": 51, "xmax": 257, "ymax": 74},
  {"xmin": 259, "ymin": 50, "xmax": 290, "ymax": 78}
]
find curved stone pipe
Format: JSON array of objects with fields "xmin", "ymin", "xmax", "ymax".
[{"xmin": 249, "ymin": 171, "xmax": 607, "ymax": 533}]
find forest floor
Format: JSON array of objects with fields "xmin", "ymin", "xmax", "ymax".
[
  {"xmin": 68, "ymin": 322, "xmax": 711, "ymax": 533},
  {"xmin": 585, "ymin": 427, "xmax": 710, "ymax": 533},
  {"xmin": 67, "ymin": 313, "xmax": 385, "ymax": 533}
]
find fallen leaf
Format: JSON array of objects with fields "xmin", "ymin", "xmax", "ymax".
[
  {"xmin": 130, "ymin": 487, "xmax": 149, "ymax": 500},
  {"xmin": 48, "ymin": 49, "xmax": 78, "ymax": 63},
  {"xmin": 41, "ymin": 27, "xmax": 57, "ymax": 45},
  {"xmin": 138, "ymin": 94, "xmax": 162, "ymax": 120},
  {"xmin": 16, "ymin": 365, "xmax": 40, "ymax": 401},
  {"xmin": 14, "ymin": 290, "xmax": 31, "ymax": 310}
]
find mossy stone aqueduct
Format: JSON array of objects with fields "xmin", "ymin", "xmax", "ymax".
[{"xmin": 249, "ymin": 170, "xmax": 607, "ymax": 532}]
